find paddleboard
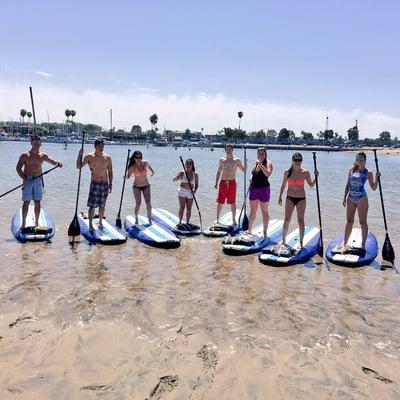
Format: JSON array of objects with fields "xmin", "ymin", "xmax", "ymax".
[
  {"xmin": 11, "ymin": 204, "xmax": 55, "ymax": 242},
  {"xmin": 326, "ymin": 229, "xmax": 378, "ymax": 267},
  {"xmin": 78, "ymin": 213, "xmax": 127, "ymax": 245},
  {"xmin": 259, "ymin": 226, "xmax": 320, "ymax": 266},
  {"xmin": 202, "ymin": 210, "xmax": 243, "ymax": 237},
  {"xmin": 222, "ymin": 219, "xmax": 284, "ymax": 255},
  {"xmin": 124, "ymin": 214, "xmax": 181, "ymax": 248},
  {"xmin": 151, "ymin": 208, "xmax": 201, "ymax": 236}
]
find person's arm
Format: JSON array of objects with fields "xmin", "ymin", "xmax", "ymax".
[
  {"xmin": 76, "ymin": 151, "xmax": 88, "ymax": 169},
  {"xmin": 215, "ymin": 159, "xmax": 222, "ymax": 189},
  {"xmin": 259, "ymin": 160, "xmax": 273, "ymax": 177},
  {"xmin": 305, "ymin": 170, "xmax": 318, "ymax": 187},
  {"xmin": 342, "ymin": 170, "xmax": 351, "ymax": 206},
  {"xmin": 237, "ymin": 158, "xmax": 246, "ymax": 172},
  {"xmin": 194, "ymin": 173, "xmax": 199, "ymax": 193},
  {"xmin": 278, "ymin": 171, "xmax": 288, "ymax": 206},
  {"xmin": 124, "ymin": 165, "xmax": 132, "ymax": 179},
  {"xmin": 173, "ymin": 171, "xmax": 183, "ymax": 182},
  {"xmin": 16, "ymin": 154, "xmax": 27, "ymax": 182},
  {"xmin": 146, "ymin": 162, "xmax": 155, "ymax": 176},
  {"xmin": 107, "ymin": 157, "xmax": 113, "ymax": 193},
  {"xmin": 42, "ymin": 153, "xmax": 63, "ymax": 167},
  {"xmin": 368, "ymin": 170, "xmax": 380, "ymax": 191}
]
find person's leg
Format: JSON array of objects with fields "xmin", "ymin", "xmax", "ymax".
[
  {"xmin": 260, "ymin": 201, "xmax": 270, "ymax": 237},
  {"xmin": 357, "ymin": 198, "xmax": 369, "ymax": 248},
  {"xmin": 231, "ymin": 203, "xmax": 237, "ymax": 225},
  {"xmin": 248, "ymin": 199, "xmax": 258, "ymax": 234},
  {"xmin": 282, "ymin": 198, "xmax": 295, "ymax": 245},
  {"xmin": 22, "ymin": 201, "xmax": 30, "ymax": 229},
  {"xmin": 143, "ymin": 185, "xmax": 152, "ymax": 224},
  {"xmin": 178, "ymin": 195, "xmax": 186, "ymax": 224},
  {"xmin": 34, "ymin": 200, "xmax": 41, "ymax": 226},
  {"xmin": 344, "ymin": 198, "xmax": 357, "ymax": 246},
  {"xmin": 88, "ymin": 207, "xmax": 95, "ymax": 230},
  {"xmin": 296, "ymin": 199, "xmax": 306, "ymax": 247},
  {"xmin": 216, "ymin": 203, "xmax": 223, "ymax": 223},
  {"xmin": 98, "ymin": 207, "xmax": 105, "ymax": 228},
  {"xmin": 186, "ymin": 198, "xmax": 193, "ymax": 224},
  {"xmin": 133, "ymin": 187, "xmax": 142, "ymax": 224}
]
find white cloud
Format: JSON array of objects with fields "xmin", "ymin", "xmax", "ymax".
[
  {"xmin": 0, "ymin": 80, "xmax": 399, "ymax": 138},
  {"xmin": 36, "ymin": 71, "xmax": 53, "ymax": 78}
]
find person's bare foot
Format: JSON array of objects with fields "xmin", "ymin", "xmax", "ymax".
[{"xmin": 89, "ymin": 224, "xmax": 95, "ymax": 231}]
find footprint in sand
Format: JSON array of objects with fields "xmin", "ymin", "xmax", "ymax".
[
  {"xmin": 362, "ymin": 367, "xmax": 393, "ymax": 384},
  {"xmin": 147, "ymin": 375, "xmax": 179, "ymax": 399}
]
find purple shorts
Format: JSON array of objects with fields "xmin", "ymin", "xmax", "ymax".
[{"xmin": 249, "ymin": 186, "xmax": 270, "ymax": 202}]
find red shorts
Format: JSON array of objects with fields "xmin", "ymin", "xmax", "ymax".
[{"xmin": 217, "ymin": 180, "xmax": 237, "ymax": 204}]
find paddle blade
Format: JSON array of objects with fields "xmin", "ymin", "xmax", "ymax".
[
  {"xmin": 115, "ymin": 216, "xmax": 122, "ymax": 229},
  {"xmin": 68, "ymin": 215, "xmax": 80, "ymax": 238},
  {"xmin": 242, "ymin": 213, "xmax": 249, "ymax": 231},
  {"xmin": 382, "ymin": 233, "xmax": 395, "ymax": 266}
]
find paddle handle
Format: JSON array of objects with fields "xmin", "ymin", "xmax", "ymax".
[
  {"xmin": 312, "ymin": 152, "xmax": 323, "ymax": 241},
  {"xmin": 243, "ymin": 147, "xmax": 247, "ymax": 213},
  {"xmin": 373, "ymin": 149, "xmax": 388, "ymax": 231},
  {"xmin": 179, "ymin": 156, "xmax": 202, "ymax": 229},
  {"xmin": 117, "ymin": 149, "xmax": 131, "ymax": 217},
  {"xmin": 74, "ymin": 131, "xmax": 85, "ymax": 216},
  {"xmin": 29, "ymin": 86, "xmax": 37, "ymax": 132}
]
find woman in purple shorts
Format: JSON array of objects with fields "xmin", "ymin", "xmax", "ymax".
[{"xmin": 248, "ymin": 148, "xmax": 273, "ymax": 237}]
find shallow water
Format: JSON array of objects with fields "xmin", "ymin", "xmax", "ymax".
[{"xmin": 0, "ymin": 142, "xmax": 399, "ymax": 399}]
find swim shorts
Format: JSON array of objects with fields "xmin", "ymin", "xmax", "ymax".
[
  {"xmin": 217, "ymin": 180, "xmax": 236, "ymax": 205},
  {"xmin": 178, "ymin": 187, "xmax": 193, "ymax": 199},
  {"xmin": 249, "ymin": 186, "xmax": 270, "ymax": 202},
  {"xmin": 22, "ymin": 176, "xmax": 43, "ymax": 201},
  {"xmin": 87, "ymin": 181, "xmax": 109, "ymax": 208}
]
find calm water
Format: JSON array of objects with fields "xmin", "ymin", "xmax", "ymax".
[{"xmin": 0, "ymin": 142, "xmax": 399, "ymax": 399}]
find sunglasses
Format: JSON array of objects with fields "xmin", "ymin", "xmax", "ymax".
[
  {"xmin": 134, "ymin": 156, "xmax": 142, "ymax": 159},
  {"xmin": 293, "ymin": 158, "xmax": 302, "ymax": 162}
]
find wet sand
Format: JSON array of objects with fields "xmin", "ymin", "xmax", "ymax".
[{"xmin": 0, "ymin": 143, "xmax": 399, "ymax": 399}]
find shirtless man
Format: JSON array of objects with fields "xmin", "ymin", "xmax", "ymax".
[
  {"xmin": 215, "ymin": 144, "xmax": 246, "ymax": 224},
  {"xmin": 16, "ymin": 136, "xmax": 63, "ymax": 229},
  {"xmin": 76, "ymin": 138, "xmax": 113, "ymax": 230}
]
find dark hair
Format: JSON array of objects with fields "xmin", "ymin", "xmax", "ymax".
[
  {"xmin": 257, "ymin": 147, "xmax": 267, "ymax": 166},
  {"xmin": 30, "ymin": 135, "xmax": 41, "ymax": 143},
  {"xmin": 129, "ymin": 150, "xmax": 143, "ymax": 168},
  {"xmin": 94, "ymin": 138, "xmax": 104, "ymax": 147},
  {"xmin": 225, "ymin": 144, "xmax": 234, "ymax": 150},
  {"xmin": 287, "ymin": 152, "xmax": 303, "ymax": 178},
  {"xmin": 185, "ymin": 158, "xmax": 195, "ymax": 172}
]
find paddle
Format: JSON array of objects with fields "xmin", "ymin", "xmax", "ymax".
[
  {"xmin": 68, "ymin": 131, "xmax": 85, "ymax": 243},
  {"xmin": 115, "ymin": 148, "xmax": 131, "ymax": 228},
  {"xmin": 373, "ymin": 149, "xmax": 395, "ymax": 267},
  {"xmin": 179, "ymin": 156, "xmax": 202, "ymax": 230},
  {"xmin": 312, "ymin": 152, "xmax": 324, "ymax": 257},
  {"xmin": 238, "ymin": 146, "xmax": 249, "ymax": 230},
  {"xmin": 0, "ymin": 166, "xmax": 60, "ymax": 199}
]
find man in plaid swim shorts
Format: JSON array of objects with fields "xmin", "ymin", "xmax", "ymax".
[{"xmin": 76, "ymin": 138, "xmax": 113, "ymax": 230}]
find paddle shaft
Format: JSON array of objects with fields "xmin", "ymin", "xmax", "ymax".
[
  {"xmin": 73, "ymin": 132, "xmax": 86, "ymax": 217},
  {"xmin": 0, "ymin": 166, "xmax": 59, "ymax": 199},
  {"xmin": 312, "ymin": 152, "xmax": 323, "ymax": 250},
  {"xmin": 373, "ymin": 149, "xmax": 388, "ymax": 231},
  {"xmin": 179, "ymin": 156, "xmax": 202, "ymax": 229},
  {"xmin": 117, "ymin": 149, "xmax": 131, "ymax": 219},
  {"xmin": 244, "ymin": 147, "xmax": 247, "ymax": 215}
]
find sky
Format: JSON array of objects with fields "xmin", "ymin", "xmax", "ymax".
[{"xmin": 0, "ymin": 0, "xmax": 399, "ymax": 137}]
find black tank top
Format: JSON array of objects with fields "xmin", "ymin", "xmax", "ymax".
[{"xmin": 251, "ymin": 167, "xmax": 269, "ymax": 188}]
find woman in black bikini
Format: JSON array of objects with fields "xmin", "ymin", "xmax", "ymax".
[
  {"xmin": 278, "ymin": 153, "xmax": 317, "ymax": 249},
  {"xmin": 125, "ymin": 151, "xmax": 154, "ymax": 224}
]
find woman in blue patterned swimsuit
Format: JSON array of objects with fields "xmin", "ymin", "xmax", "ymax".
[{"xmin": 342, "ymin": 152, "xmax": 380, "ymax": 249}]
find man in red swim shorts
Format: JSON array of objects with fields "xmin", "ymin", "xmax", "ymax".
[{"xmin": 214, "ymin": 144, "xmax": 246, "ymax": 224}]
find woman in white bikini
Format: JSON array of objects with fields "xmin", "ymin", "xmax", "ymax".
[{"xmin": 173, "ymin": 159, "xmax": 199, "ymax": 228}]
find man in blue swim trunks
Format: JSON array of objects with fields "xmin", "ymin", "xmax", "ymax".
[
  {"xmin": 76, "ymin": 138, "xmax": 113, "ymax": 230},
  {"xmin": 16, "ymin": 136, "xmax": 63, "ymax": 229}
]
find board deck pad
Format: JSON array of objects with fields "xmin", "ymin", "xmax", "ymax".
[
  {"xmin": 125, "ymin": 214, "xmax": 181, "ymax": 248},
  {"xmin": 11, "ymin": 205, "xmax": 55, "ymax": 242},
  {"xmin": 78, "ymin": 214, "xmax": 127, "ymax": 245},
  {"xmin": 222, "ymin": 219, "xmax": 284, "ymax": 255},
  {"xmin": 203, "ymin": 210, "xmax": 243, "ymax": 237},
  {"xmin": 326, "ymin": 229, "xmax": 378, "ymax": 267},
  {"xmin": 259, "ymin": 226, "xmax": 320, "ymax": 266},
  {"xmin": 151, "ymin": 208, "xmax": 201, "ymax": 236}
]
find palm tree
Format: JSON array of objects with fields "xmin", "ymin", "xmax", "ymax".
[
  {"xmin": 65, "ymin": 109, "xmax": 71, "ymax": 122},
  {"xmin": 149, "ymin": 113, "xmax": 158, "ymax": 132},
  {"xmin": 26, "ymin": 111, "xmax": 32, "ymax": 132},
  {"xmin": 70, "ymin": 110, "xmax": 76, "ymax": 120},
  {"xmin": 238, "ymin": 111, "xmax": 244, "ymax": 130},
  {"xmin": 20, "ymin": 109, "xmax": 27, "ymax": 124}
]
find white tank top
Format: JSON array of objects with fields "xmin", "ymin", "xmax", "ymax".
[{"xmin": 181, "ymin": 171, "xmax": 195, "ymax": 185}]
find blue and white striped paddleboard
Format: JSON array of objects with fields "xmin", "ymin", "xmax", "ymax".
[
  {"xmin": 259, "ymin": 226, "xmax": 320, "ymax": 266},
  {"xmin": 326, "ymin": 229, "xmax": 378, "ymax": 267},
  {"xmin": 151, "ymin": 208, "xmax": 201, "ymax": 236},
  {"xmin": 222, "ymin": 219, "xmax": 284, "ymax": 255},
  {"xmin": 78, "ymin": 214, "xmax": 127, "ymax": 245},
  {"xmin": 203, "ymin": 210, "xmax": 242, "ymax": 237},
  {"xmin": 11, "ymin": 205, "xmax": 55, "ymax": 242},
  {"xmin": 125, "ymin": 214, "xmax": 181, "ymax": 248}
]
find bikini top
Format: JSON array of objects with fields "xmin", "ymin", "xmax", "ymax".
[
  {"xmin": 287, "ymin": 175, "xmax": 305, "ymax": 187},
  {"xmin": 133, "ymin": 163, "xmax": 147, "ymax": 177},
  {"xmin": 181, "ymin": 171, "xmax": 195, "ymax": 184}
]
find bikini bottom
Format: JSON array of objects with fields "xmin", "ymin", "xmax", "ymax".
[{"xmin": 286, "ymin": 196, "xmax": 306, "ymax": 206}]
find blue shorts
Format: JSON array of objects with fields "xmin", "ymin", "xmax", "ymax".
[
  {"xmin": 87, "ymin": 181, "xmax": 109, "ymax": 208},
  {"xmin": 22, "ymin": 176, "xmax": 43, "ymax": 201}
]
